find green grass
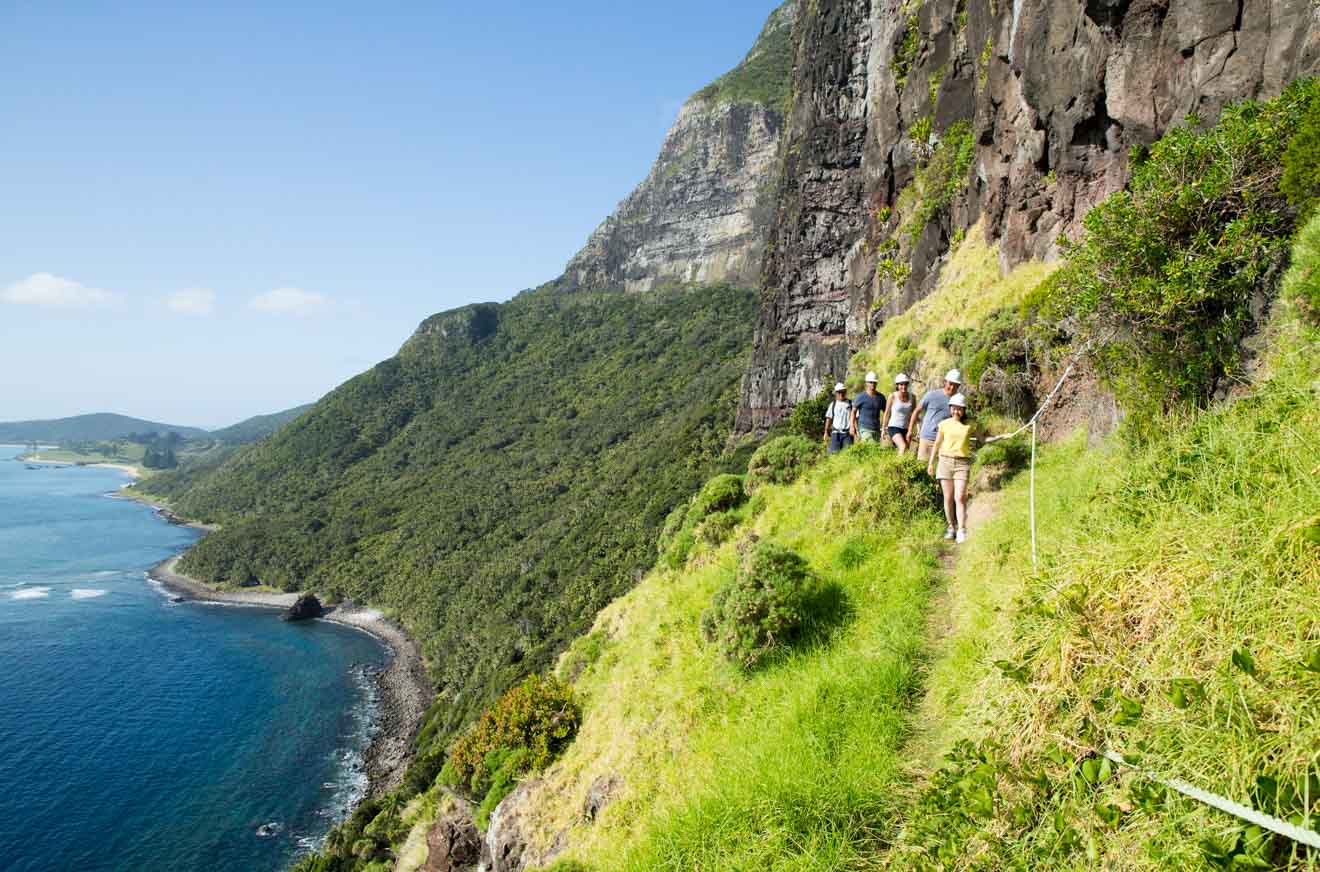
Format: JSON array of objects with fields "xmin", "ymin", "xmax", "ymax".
[
  {"xmin": 886, "ymin": 308, "xmax": 1320, "ymax": 868},
  {"xmin": 509, "ymin": 444, "xmax": 944, "ymax": 870}
]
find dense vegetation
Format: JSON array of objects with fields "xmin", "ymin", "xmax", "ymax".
[
  {"xmin": 1047, "ymin": 78, "xmax": 1319, "ymax": 418},
  {"xmin": 694, "ymin": 2, "xmax": 794, "ymax": 110},
  {"xmin": 137, "ymin": 286, "xmax": 758, "ymax": 735},
  {"xmin": 208, "ymin": 403, "xmax": 313, "ymax": 444}
]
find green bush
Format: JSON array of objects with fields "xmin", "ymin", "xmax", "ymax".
[
  {"xmin": 658, "ymin": 474, "xmax": 748, "ymax": 567},
  {"xmin": 1048, "ymin": 79, "xmax": 1319, "ymax": 413},
  {"xmin": 1282, "ymin": 211, "xmax": 1320, "ymax": 324},
  {"xmin": 1280, "ymin": 84, "xmax": 1320, "ymax": 221},
  {"xmin": 745, "ymin": 435, "xmax": 823, "ymax": 493},
  {"xmin": 695, "ymin": 511, "xmax": 739, "ymax": 548},
  {"xmin": 861, "ymin": 454, "xmax": 944, "ymax": 521},
  {"xmin": 701, "ymin": 542, "xmax": 815, "ymax": 670},
  {"xmin": 475, "ymin": 746, "xmax": 529, "ymax": 829},
  {"xmin": 784, "ymin": 387, "xmax": 832, "ymax": 441},
  {"xmin": 442, "ymin": 674, "xmax": 579, "ymax": 802},
  {"xmin": 691, "ymin": 474, "xmax": 747, "ymax": 516}
]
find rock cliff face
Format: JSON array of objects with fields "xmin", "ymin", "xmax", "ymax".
[
  {"xmin": 736, "ymin": 0, "xmax": 1320, "ymax": 432},
  {"xmin": 559, "ymin": 3, "xmax": 797, "ymax": 293}
]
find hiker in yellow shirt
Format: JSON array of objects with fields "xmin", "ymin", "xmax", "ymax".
[{"xmin": 927, "ymin": 393, "xmax": 972, "ymax": 543}]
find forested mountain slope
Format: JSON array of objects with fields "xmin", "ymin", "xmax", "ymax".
[
  {"xmin": 209, "ymin": 403, "xmax": 314, "ymax": 444},
  {"xmin": 136, "ymin": 287, "xmax": 757, "ymax": 726}
]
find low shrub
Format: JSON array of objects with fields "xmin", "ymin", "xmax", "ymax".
[
  {"xmin": 1282, "ymin": 211, "xmax": 1320, "ymax": 324},
  {"xmin": 1280, "ymin": 83, "xmax": 1320, "ymax": 221},
  {"xmin": 785, "ymin": 387, "xmax": 833, "ymax": 441},
  {"xmin": 745, "ymin": 435, "xmax": 822, "ymax": 493},
  {"xmin": 695, "ymin": 511, "xmax": 739, "ymax": 548},
  {"xmin": 659, "ymin": 474, "xmax": 748, "ymax": 567},
  {"xmin": 860, "ymin": 454, "xmax": 944, "ymax": 521},
  {"xmin": 690, "ymin": 474, "xmax": 747, "ymax": 516},
  {"xmin": 441, "ymin": 674, "xmax": 579, "ymax": 806},
  {"xmin": 475, "ymin": 746, "xmax": 528, "ymax": 829},
  {"xmin": 1048, "ymin": 78, "xmax": 1319, "ymax": 414},
  {"xmin": 701, "ymin": 542, "xmax": 815, "ymax": 670}
]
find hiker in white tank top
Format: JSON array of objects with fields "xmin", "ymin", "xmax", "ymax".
[{"xmin": 882, "ymin": 373, "xmax": 915, "ymax": 454}]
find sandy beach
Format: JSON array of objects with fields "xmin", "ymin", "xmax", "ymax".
[
  {"xmin": 21, "ymin": 457, "xmax": 143, "ymax": 480},
  {"xmin": 149, "ymin": 555, "xmax": 434, "ymax": 794}
]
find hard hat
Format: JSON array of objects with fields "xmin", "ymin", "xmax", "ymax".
[
  {"xmin": 865, "ymin": 371, "xmax": 878, "ymax": 383},
  {"xmin": 833, "ymin": 382, "xmax": 847, "ymax": 393},
  {"xmin": 945, "ymin": 369, "xmax": 963, "ymax": 384},
  {"xmin": 949, "ymin": 393, "xmax": 967, "ymax": 407},
  {"xmin": 894, "ymin": 372, "xmax": 910, "ymax": 384}
]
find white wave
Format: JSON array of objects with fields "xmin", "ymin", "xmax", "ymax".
[
  {"xmin": 71, "ymin": 589, "xmax": 108, "ymax": 600},
  {"xmin": 12, "ymin": 587, "xmax": 51, "ymax": 600}
]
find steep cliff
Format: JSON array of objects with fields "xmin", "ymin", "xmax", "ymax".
[
  {"xmin": 737, "ymin": 0, "xmax": 1320, "ymax": 432},
  {"xmin": 559, "ymin": 2, "xmax": 797, "ymax": 293}
]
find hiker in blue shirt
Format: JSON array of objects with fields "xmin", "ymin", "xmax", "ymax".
[
  {"xmin": 823, "ymin": 382, "xmax": 854, "ymax": 454},
  {"xmin": 852, "ymin": 372, "xmax": 886, "ymax": 443},
  {"xmin": 909, "ymin": 369, "xmax": 962, "ymax": 464}
]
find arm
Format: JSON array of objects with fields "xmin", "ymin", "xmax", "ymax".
[
  {"xmin": 850, "ymin": 406, "xmax": 859, "ymax": 438},
  {"xmin": 908, "ymin": 396, "xmax": 924, "ymax": 444},
  {"xmin": 823, "ymin": 407, "xmax": 832, "ymax": 443},
  {"xmin": 927, "ymin": 427, "xmax": 943, "ymax": 475},
  {"xmin": 880, "ymin": 395, "xmax": 892, "ymax": 440}
]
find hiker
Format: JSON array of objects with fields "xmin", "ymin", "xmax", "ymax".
[
  {"xmin": 882, "ymin": 373, "xmax": 914, "ymax": 453},
  {"xmin": 852, "ymin": 372, "xmax": 886, "ymax": 443},
  {"xmin": 909, "ymin": 369, "xmax": 962, "ymax": 463},
  {"xmin": 823, "ymin": 382, "xmax": 854, "ymax": 454},
  {"xmin": 927, "ymin": 393, "xmax": 972, "ymax": 543}
]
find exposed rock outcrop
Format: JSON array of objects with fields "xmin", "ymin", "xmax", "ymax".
[
  {"xmin": 736, "ymin": 0, "xmax": 1320, "ymax": 432},
  {"xmin": 423, "ymin": 795, "xmax": 486, "ymax": 872},
  {"xmin": 280, "ymin": 593, "xmax": 322, "ymax": 622},
  {"xmin": 559, "ymin": 3, "xmax": 797, "ymax": 294}
]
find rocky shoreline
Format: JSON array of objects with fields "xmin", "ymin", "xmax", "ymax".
[{"xmin": 148, "ymin": 555, "xmax": 434, "ymax": 795}]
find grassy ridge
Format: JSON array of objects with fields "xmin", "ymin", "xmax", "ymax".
[
  {"xmin": 887, "ymin": 305, "xmax": 1320, "ymax": 869},
  {"xmin": 506, "ymin": 445, "xmax": 943, "ymax": 869}
]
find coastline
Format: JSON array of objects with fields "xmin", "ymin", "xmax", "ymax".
[
  {"xmin": 21, "ymin": 456, "xmax": 144, "ymax": 480},
  {"xmin": 148, "ymin": 555, "xmax": 434, "ymax": 795}
]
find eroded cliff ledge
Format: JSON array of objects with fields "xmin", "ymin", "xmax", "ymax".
[{"xmin": 737, "ymin": 0, "xmax": 1320, "ymax": 433}]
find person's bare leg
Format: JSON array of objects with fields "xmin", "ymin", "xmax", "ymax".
[
  {"xmin": 954, "ymin": 479, "xmax": 968, "ymax": 531},
  {"xmin": 893, "ymin": 433, "xmax": 908, "ymax": 453},
  {"xmin": 941, "ymin": 479, "xmax": 956, "ymax": 530}
]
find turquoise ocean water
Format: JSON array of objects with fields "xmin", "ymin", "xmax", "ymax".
[{"xmin": 0, "ymin": 446, "xmax": 388, "ymax": 871}]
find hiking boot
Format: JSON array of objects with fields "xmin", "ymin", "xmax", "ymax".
[
  {"xmin": 956, "ymin": 529, "xmax": 967, "ymax": 544},
  {"xmin": 944, "ymin": 527, "xmax": 955, "ymax": 541}
]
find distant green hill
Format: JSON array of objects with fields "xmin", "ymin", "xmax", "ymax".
[
  {"xmin": 210, "ymin": 404, "xmax": 314, "ymax": 444},
  {"xmin": 0, "ymin": 413, "xmax": 208, "ymax": 444},
  {"xmin": 136, "ymin": 285, "xmax": 758, "ymax": 735}
]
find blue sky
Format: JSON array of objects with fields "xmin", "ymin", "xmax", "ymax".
[{"xmin": 0, "ymin": 1, "xmax": 782, "ymax": 428}]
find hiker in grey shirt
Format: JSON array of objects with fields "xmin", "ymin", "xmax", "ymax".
[
  {"xmin": 823, "ymin": 382, "xmax": 854, "ymax": 454},
  {"xmin": 882, "ymin": 372, "xmax": 915, "ymax": 453},
  {"xmin": 909, "ymin": 369, "xmax": 962, "ymax": 463}
]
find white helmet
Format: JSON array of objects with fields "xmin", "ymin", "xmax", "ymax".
[
  {"xmin": 865, "ymin": 371, "xmax": 878, "ymax": 383},
  {"xmin": 949, "ymin": 393, "xmax": 967, "ymax": 408},
  {"xmin": 833, "ymin": 382, "xmax": 847, "ymax": 393},
  {"xmin": 946, "ymin": 369, "xmax": 963, "ymax": 385},
  {"xmin": 894, "ymin": 372, "xmax": 911, "ymax": 384}
]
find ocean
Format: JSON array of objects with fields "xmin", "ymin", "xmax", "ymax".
[{"xmin": 0, "ymin": 446, "xmax": 388, "ymax": 872}]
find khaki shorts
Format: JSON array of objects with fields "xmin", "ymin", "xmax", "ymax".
[
  {"xmin": 936, "ymin": 455, "xmax": 972, "ymax": 482},
  {"xmin": 858, "ymin": 429, "xmax": 878, "ymax": 443},
  {"xmin": 917, "ymin": 438, "xmax": 937, "ymax": 461}
]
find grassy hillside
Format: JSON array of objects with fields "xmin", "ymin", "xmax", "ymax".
[
  {"xmin": 136, "ymin": 285, "xmax": 758, "ymax": 732},
  {"xmin": 694, "ymin": 1, "xmax": 795, "ymax": 110},
  {"xmin": 373, "ymin": 84, "xmax": 1320, "ymax": 872},
  {"xmin": 0, "ymin": 412, "xmax": 207, "ymax": 443}
]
